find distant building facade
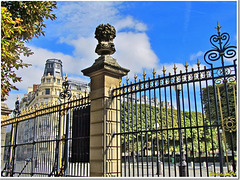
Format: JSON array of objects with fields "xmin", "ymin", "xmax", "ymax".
[
  {"xmin": 13, "ymin": 59, "xmax": 89, "ymax": 164},
  {"xmin": 19, "ymin": 59, "xmax": 89, "ymax": 109}
]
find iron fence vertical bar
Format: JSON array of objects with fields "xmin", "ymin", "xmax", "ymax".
[
  {"xmin": 80, "ymin": 107, "xmax": 83, "ymax": 176},
  {"xmin": 164, "ymin": 76, "xmax": 170, "ymax": 177},
  {"xmin": 170, "ymin": 81, "xmax": 176, "ymax": 177},
  {"xmin": 204, "ymin": 67, "xmax": 216, "ymax": 174},
  {"xmin": 176, "ymin": 86, "xmax": 181, "ymax": 175},
  {"xmin": 51, "ymin": 113, "xmax": 54, "ymax": 175},
  {"xmin": 56, "ymin": 105, "xmax": 62, "ymax": 176},
  {"xmin": 164, "ymin": 83, "xmax": 171, "ymax": 177},
  {"xmin": 45, "ymin": 118, "xmax": 47, "ymax": 175},
  {"xmin": 135, "ymin": 84, "xmax": 139, "ymax": 177},
  {"xmin": 148, "ymin": 79, "xmax": 154, "ymax": 177},
  {"xmin": 211, "ymin": 65, "xmax": 224, "ymax": 174},
  {"xmin": 198, "ymin": 66, "xmax": 209, "ymax": 176},
  {"xmin": 192, "ymin": 68, "xmax": 202, "ymax": 176},
  {"xmin": 139, "ymin": 82, "xmax": 144, "ymax": 177},
  {"xmin": 180, "ymin": 73, "xmax": 189, "ymax": 176},
  {"xmin": 69, "ymin": 110, "xmax": 72, "ymax": 177},
  {"xmin": 30, "ymin": 117, "xmax": 36, "ymax": 177},
  {"xmin": 154, "ymin": 78, "xmax": 160, "ymax": 177},
  {"xmin": 64, "ymin": 109, "xmax": 70, "ymax": 176},
  {"xmin": 185, "ymin": 69, "xmax": 196, "ymax": 176},
  {"xmin": 76, "ymin": 107, "xmax": 79, "ymax": 177},
  {"xmin": 127, "ymin": 85, "xmax": 131, "ymax": 177},
  {"xmin": 12, "ymin": 121, "xmax": 18, "ymax": 177},
  {"xmin": 120, "ymin": 96, "xmax": 122, "ymax": 177},
  {"xmin": 158, "ymin": 82, "xmax": 165, "ymax": 177},
  {"xmin": 131, "ymin": 83, "xmax": 135, "ymax": 176},
  {"xmin": 80, "ymin": 106, "xmax": 83, "ymax": 177},
  {"xmin": 144, "ymin": 81, "xmax": 149, "ymax": 177},
  {"xmin": 45, "ymin": 141, "xmax": 47, "ymax": 174},
  {"xmin": 83, "ymin": 106, "xmax": 85, "ymax": 177},
  {"xmin": 123, "ymin": 93, "xmax": 126, "ymax": 177},
  {"xmin": 116, "ymin": 95, "xmax": 119, "ymax": 177},
  {"xmin": 7, "ymin": 123, "xmax": 14, "ymax": 177},
  {"xmin": 117, "ymin": 95, "xmax": 122, "ymax": 177}
]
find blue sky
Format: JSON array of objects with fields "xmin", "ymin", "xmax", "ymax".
[{"xmin": 5, "ymin": 1, "xmax": 237, "ymax": 109}]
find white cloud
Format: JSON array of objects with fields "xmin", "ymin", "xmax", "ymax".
[
  {"xmin": 5, "ymin": 1, "xmax": 162, "ymax": 108},
  {"xmin": 115, "ymin": 16, "xmax": 148, "ymax": 32},
  {"xmin": 190, "ymin": 51, "xmax": 204, "ymax": 61},
  {"xmin": 54, "ymin": 1, "xmax": 158, "ymax": 78},
  {"xmin": 115, "ymin": 32, "xmax": 159, "ymax": 77},
  {"xmin": 67, "ymin": 36, "xmax": 97, "ymax": 66},
  {"xmin": 52, "ymin": 1, "xmax": 122, "ymax": 39}
]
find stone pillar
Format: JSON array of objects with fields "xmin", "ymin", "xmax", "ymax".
[{"xmin": 82, "ymin": 24, "xmax": 129, "ymax": 177}]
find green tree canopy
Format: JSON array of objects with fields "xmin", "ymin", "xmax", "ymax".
[
  {"xmin": 1, "ymin": 1, "xmax": 57, "ymax": 97},
  {"xmin": 120, "ymin": 102, "xmax": 218, "ymax": 157}
]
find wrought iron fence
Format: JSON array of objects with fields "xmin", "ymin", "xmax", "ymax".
[
  {"xmin": 111, "ymin": 23, "xmax": 237, "ymax": 177},
  {"xmin": 1, "ymin": 23, "xmax": 237, "ymax": 178},
  {"xmin": 1, "ymin": 88, "xmax": 90, "ymax": 177}
]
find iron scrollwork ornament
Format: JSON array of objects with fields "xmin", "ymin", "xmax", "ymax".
[
  {"xmin": 59, "ymin": 75, "xmax": 72, "ymax": 101},
  {"xmin": 204, "ymin": 22, "xmax": 237, "ymax": 66},
  {"xmin": 224, "ymin": 117, "xmax": 236, "ymax": 133}
]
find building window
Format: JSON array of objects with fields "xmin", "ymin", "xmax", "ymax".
[
  {"xmin": 45, "ymin": 89, "xmax": 50, "ymax": 95},
  {"xmin": 57, "ymin": 79, "xmax": 60, "ymax": 84},
  {"xmin": 47, "ymin": 79, "xmax": 51, "ymax": 83}
]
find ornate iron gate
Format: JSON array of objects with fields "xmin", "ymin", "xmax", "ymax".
[{"xmin": 111, "ymin": 23, "xmax": 237, "ymax": 177}]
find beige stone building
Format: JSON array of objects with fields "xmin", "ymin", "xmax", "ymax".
[
  {"xmin": 5, "ymin": 59, "xmax": 90, "ymax": 169},
  {"xmin": 19, "ymin": 59, "xmax": 89, "ymax": 109}
]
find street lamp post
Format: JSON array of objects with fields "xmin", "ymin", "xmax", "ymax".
[{"xmin": 174, "ymin": 84, "xmax": 187, "ymax": 177}]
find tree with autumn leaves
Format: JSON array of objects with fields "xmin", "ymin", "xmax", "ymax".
[{"xmin": 1, "ymin": 1, "xmax": 57, "ymax": 97}]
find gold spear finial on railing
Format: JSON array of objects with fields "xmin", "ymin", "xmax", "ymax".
[
  {"xmin": 162, "ymin": 66, "xmax": 166, "ymax": 75},
  {"xmin": 153, "ymin": 68, "xmax": 156, "ymax": 78},
  {"xmin": 119, "ymin": 79, "xmax": 122, "ymax": 87},
  {"xmin": 197, "ymin": 59, "xmax": 201, "ymax": 68},
  {"xmin": 143, "ymin": 70, "xmax": 146, "ymax": 80},
  {"xmin": 215, "ymin": 21, "xmax": 222, "ymax": 35},
  {"xmin": 17, "ymin": 95, "xmax": 19, "ymax": 101},
  {"xmin": 185, "ymin": 61, "xmax": 189, "ymax": 71},
  {"xmin": 134, "ymin": 73, "xmax": 137, "ymax": 82},
  {"xmin": 126, "ymin": 75, "xmax": 129, "ymax": 84},
  {"xmin": 173, "ymin": 64, "xmax": 177, "ymax": 74}
]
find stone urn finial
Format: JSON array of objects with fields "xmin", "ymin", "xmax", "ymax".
[{"xmin": 95, "ymin": 24, "xmax": 116, "ymax": 56}]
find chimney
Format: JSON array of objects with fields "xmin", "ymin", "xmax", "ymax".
[{"xmin": 33, "ymin": 84, "xmax": 39, "ymax": 92}]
